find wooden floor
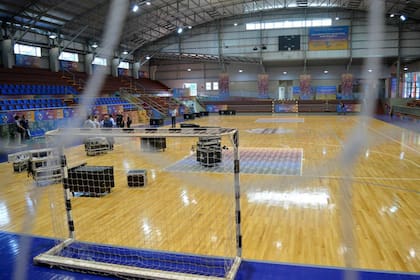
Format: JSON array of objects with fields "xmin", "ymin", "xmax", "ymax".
[{"xmin": 0, "ymin": 114, "xmax": 419, "ymax": 273}]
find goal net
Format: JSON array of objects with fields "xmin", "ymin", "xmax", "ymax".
[{"xmin": 34, "ymin": 127, "xmax": 241, "ymax": 280}]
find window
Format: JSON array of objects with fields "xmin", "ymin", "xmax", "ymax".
[
  {"xmin": 183, "ymin": 83, "xmax": 197, "ymax": 96},
  {"xmin": 118, "ymin": 61, "xmax": 129, "ymax": 69},
  {"xmin": 59, "ymin": 51, "xmax": 79, "ymax": 62},
  {"xmin": 92, "ymin": 57, "xmax": 107, "ymax": 66},
  {"xmin": 403, "ymin": 72, "xmax": 419, "ymax": 98},
  {"xmin": 14, "ymin": 43, "xmax": 41, "ymax": 57},
  {"xmin": 205, "ymin": 82, "xmax": 219, "ymax": 91},
  {"xmin": 246, "ymin": 18, "xmax": 332, "ymax": 30}
]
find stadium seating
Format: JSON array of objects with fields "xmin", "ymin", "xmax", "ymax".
[{"xmin": 0, "ymin": 98, "xmax": 66, "ymax": 111}]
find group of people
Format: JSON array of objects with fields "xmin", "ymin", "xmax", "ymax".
[{"xmin": 83, "ymin": 114, "xmax": 132, "ymax": 129}]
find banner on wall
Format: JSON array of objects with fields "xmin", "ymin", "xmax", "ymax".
[
  {"xmin": 118, "ymin": 68, "xmax": 130, "ymax": 77},
  {"xmin": 219, "ymin": 73, "xmax": 229, "ymax": 97},
  {"xmin": 308, "ymin": 26, "xmax": 349, "ymax": 51},
  {"xmin": 0, "ymin": 113, "xmax": 10, "ymax": 124},
  {"xmin": 63, "ymin": 108, "xmax": 75, "ymax": 118},
  {"xmin": 107, "ymin": 105, "xmax": 124, "ymax": 116},
  {"xmin": 92, "ymin": 105, "xmax": 108, "ymax": 116},
  {"xmin": 206, "ymin": 104, "xmax": 228, "ymax": 113},
  {"xmin": 274, "ymin": 103, "xmax": 298, "ymax": 113},
  {"xmin": 299, "ymin": 74, "xmax": 313, "ymax": 100},
  {"xmin": 337, "ymin": 73, "xmax": 354, "ymax": 100},
  {"xmin": 341, "ymin": 73, "xmax": 353, "ymax": 95},
  {"xmin": 138, "ymin": 71, "xmax": 149, "ymax": 78},
  {"xmin": 25, "ymin": 111, "xmax": 35, "ymax": 122},
  {"xmin": 258, "ymin": 74, "xmax": 269, "ymax": 98},
  {"xmin": 15, "ymin": 54, "xmax": 42, "ymax": 68},
  {"xmin": 60, "ymin": 60, "xmax": 78, "ymax": 71}
]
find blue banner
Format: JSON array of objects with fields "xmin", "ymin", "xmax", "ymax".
[{"xmin": 309, "ymin": 26, "xmax": 349, "ymax": 50}]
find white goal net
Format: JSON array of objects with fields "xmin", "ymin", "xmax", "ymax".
[{"xmin": 34, "ymin": 127, "xmax": 241, "ymax": 280}]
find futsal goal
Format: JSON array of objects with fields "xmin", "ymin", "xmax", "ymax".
[{"xmin": 34, "ymin": 127, "xmax": 241, "ymax": 280}]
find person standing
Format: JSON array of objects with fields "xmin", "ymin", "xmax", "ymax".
[
  {"xmin": 20, "ymin": 115, "xmax": 30, "ymax": 139},
  {"xmin": 126, "ymin": 116, "xmax": 132, "ymax": 128},
  {"xmin": 83, "ymin": 115, "xmax": 96, "ymax": 128},
  {"xmin": 102, "ymin": 115, "xmax": 114, "ymax": 150},
  {"xmin": 14, "ymin": 115, "xmax": 26, "ymax": 144},
  {"xmin": 170, "ymin": 107, "xmax": 177, "ymax": 128},
  {"xmin": 93, "ymin": 115, "xmax": 100, "ymax": 128}
]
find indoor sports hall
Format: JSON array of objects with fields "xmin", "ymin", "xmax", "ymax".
[{"xmin": 0, "ymin": 1, "xmax": 419, "ymax": 280}]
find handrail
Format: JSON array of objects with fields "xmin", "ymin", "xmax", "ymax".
[
  {"xmin": 61, "ymin": 68, "xmax": 76, "ymax": 85},
  {"xmin": 119, "ymin": 87, "xmax": 167, "ymax": 118}
]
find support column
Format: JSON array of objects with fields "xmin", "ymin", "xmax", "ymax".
[
  {"xmin": 111, "ymin": 57, "xmax": 119, "ymax": 77},
  {"xmin": 85, "ymin": 53, "xmax": 94, "ymax": 75},
  {"xmin": 1, "ymin": 39, "xmax": 14, "ymax": 68},
  {"xmin": 49, "ymin": 47, "xmax": 60, "ymax": 72},
  {"xmin": 132, "ymin": 62, "xmax": 140, "ymax": 79}
]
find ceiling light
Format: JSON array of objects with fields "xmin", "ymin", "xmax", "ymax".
[
  {"xmin": 261, "ymin": 45, "xmax": 267, "ymax": 50},
  {"xmin": 400, "ymin": 15, "xmax": 406, "ymax": 21},
  {"xmin": 390, "ymin": 14, "xmax": 395, "ymax": 18},
  {"xmin": 335, "ymin": 16, "xmax": 340, "ymax": 20},
  {"xmin": 177, "ymin": 27, "xmax": 183, "ymax": 34},
  {"xmin": 146, "ymin": 1, "xmax": 151, "ymax": 5},
  {"xmin": 132, "ymin": 4, "xmax": 139, "ymax": 12},
  {"xmin": 187, "ymin": 68, "xmax": 191, "ymax": 71},
  {"xmin": 49, "ymin": 34, "xmax": 57, "ymax": 39},
  {"xmin": 323, "ymin": 70, "xmax": 328, "ymax": 74},
  {"xmin": 122, "ymin": 50, "xmax": 128, "ymax": 55},
  {"xmin": 283, "ymin": 71, "xmax": 287, "ymax": 75},
  {"xmin": 188, "ymin": 26, "xmax": 192, "ymax": 29},
  {"xmin": 253, "ymin": 46, "xmax": 258, "ymax": 51},
  {"xmin": 368, "ymin": 69, "xmax": 373, "ymax": 73},
  {"xmin": 91, "ymin": 43, "xmax": 98, "ymax": 48},
  {"xmin": 403, "ymin": 66, "xmax": 408, "ymax": 71},
  {"xmin": 238, "ymin": 69, "xmax": 243, "ymax": 73},
  {"xmin": 145, "ymin": 56, "xmax": 150, "ymax": 60},
  {"xmin": 234, "ymin": 23, "xmax": 238, "ymax": 26}
]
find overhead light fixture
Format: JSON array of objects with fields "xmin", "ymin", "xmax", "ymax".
[
  {"xmin": 49, "ymin": 34, "xmax": 57, "ymax": 39},
  {"xmin": 132, "ymin": 4, "xmax": 139, "ymax": 12},
  {"xmin": 187, "ymin": 68, "xmax": 191, "ymax": 71},
  {"xmin": 238, "ymin": 69, "xmax": 243, "ymax": 73},
  {"xmin": 400, "ymin": 15, "xmax": 406, "ymax": 21},
  {"xmin": 368, "ymin": 69, "xmax": 373, "ymax": 73},
  {"xmin": 261, "ymin": 45, "xmax": 267, "ymax": 50},
  {"xmin": 91, "ymin": 43, "xmax": 98, "ymax": 48},
  {"xmin": 335, "ymin": 16, "xmax": 340, "ymax": 21},
  {"xmin": 403, "ymin": 66, "xmax": 408, "ymax": 71},
  {"xmin": 145, "ymin": 55, "xmax": 151, "ymax": 60},
  {"xmin": 122, "ymin": 50, "xmax": 128, "ymax": 55},
  {"xmin": 233, "ymin": 22, "xmax": 238, "ymax": 26},
  {"xmin": 188, "ymin": 25, "xmax": 192, "ymax": 29},
  {"xmin": 177, "ymin": 27, "xmax": 183, "ymax": 34},
  {"xmin": 283, "ymin": 71, "xmax": 287, "ymax": 75},
  {"xmin": 323, "ymin": 70, "xmax": 328, "ymax": 74},
  {"xmin": 253, "ymin": 46, "xmax": 258, "ymax": 51},
  {"xmin": 146, "ymin": 1, "xmax": 151, "ymax": 5},
  {"xmin": 390, "ymin": 14, "xmax": 395, "ymax": 18}
]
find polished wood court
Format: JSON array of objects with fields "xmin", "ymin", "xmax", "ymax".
[{"xmin": 0, "ymin": 114, "xmax": 419, "ymax": 273}]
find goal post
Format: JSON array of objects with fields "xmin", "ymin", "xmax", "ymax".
[{"xmin": 34, "ymin": 127, "xmax": 242, "ymax": 280}]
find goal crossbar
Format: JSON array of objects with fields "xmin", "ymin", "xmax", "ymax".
[{"xmin": 45, "ymin": 127, "xmax": 237, "ymax": 138}]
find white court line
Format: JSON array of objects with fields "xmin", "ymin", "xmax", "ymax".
[
  {"xmin": 313, "ymin": 175, "xmax": 420, "ymax": 181},
  {"xmin": 362, "ymin": 119, "xmax": 420, "ymax": 154}
]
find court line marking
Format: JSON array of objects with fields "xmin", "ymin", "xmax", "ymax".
[{"xmin": 362, "ymin": 119, "xmax": 420, "ymax": 155}]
